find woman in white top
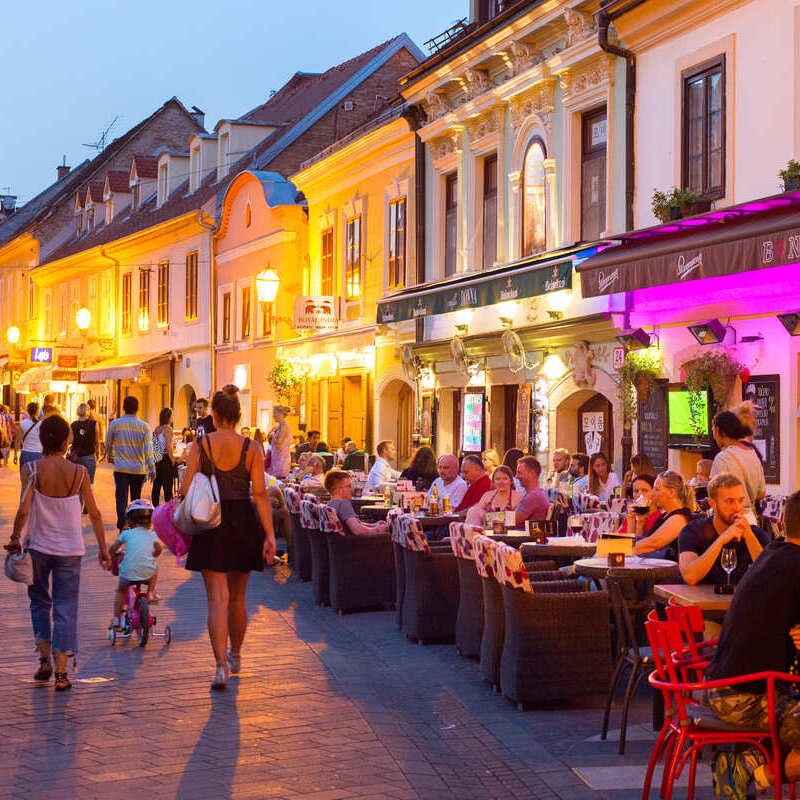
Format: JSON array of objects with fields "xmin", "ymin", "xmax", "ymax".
[
  {"xmin": 19, "ymin": 400, "xmax": 43, "ymax": 474},
  {"xmin": 465, "ymin": 465, "xmax": 522, "ymax": 527},
  {"xmin": 7, "ymin": 415, "xmax": 110, "ymax": 691},
  {"xmin": 710, "ymin": 411, "xmax": 765, "ymax": 524},
  {"xmin": 588, "ymin": 452, "xmax": 621, "ymax": 502}
]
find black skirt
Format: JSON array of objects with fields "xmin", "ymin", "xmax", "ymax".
[{"xmin": 185, "ymin": 499, "xmax": 265, "ymax": 573}]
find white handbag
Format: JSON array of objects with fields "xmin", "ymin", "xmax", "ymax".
[
  {"xmin": 5, "ymin": 471, "xmax": 34, "ymax": 584},
  {"xmin": 173, "ymin": 438, "xmax": 221, "ymax": 533}
]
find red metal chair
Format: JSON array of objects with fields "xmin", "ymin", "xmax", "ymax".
[
  {"xmin": 643, "ymin": 616, "xmax": 798, "ymax": 800},
  {"xmin": 665, "ymin": 601, "xmax": 719, "ymax": 665}
]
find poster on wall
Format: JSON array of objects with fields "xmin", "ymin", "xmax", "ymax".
[
  {"xmin": 582, "ymin": 411, "xmax": 604, "ymax": 456},
  {"xmin": 743, "ymin": 375, "xmax": 780, "ymax": 484},
  {"xmin": 420, "ymin": 394, "xmax": 433, "ymax": 443},
  {"xmin": 462, "ymin": 391, "xmax": 485, "ymax": 453},
  {"xmin": 515, "ymin": 385, "xmax": 531, "ymax": 452}
]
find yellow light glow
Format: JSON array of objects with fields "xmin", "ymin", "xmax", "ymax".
[
  {"xmin": 256, "ymin": 269, "xmax": 280, "ymax": 303},
  {"xmin": 6, "ymin": 326, "xmax": 19, "ymax": 344},
  {"xmin": 540, "ymin": 353, "xmax": 566, "ymax": 381},
  {"xmin": 495, "ymin": 300, "xmax": 518, "ymax": 320},
  {"xmin": 309, "ymin": 353, "xmax": 337, "ymax": 377},
  {"xmin": 75, "ymin": 307, "xmax": 91, "ymax": 331},
  {"xmin": 546, "ymin": 289, "xmax": 572, "ymax": 313},
  {"xmin": 420, "ymin": 368, "xmax": 436, "ymax": 391},
  {"xmin": 467, "ymin": 369, "xmax": 486, "ymax": 387},
  {"xmin": 455, "ymin": 307, "xmax": 473, "ymax": 327}
]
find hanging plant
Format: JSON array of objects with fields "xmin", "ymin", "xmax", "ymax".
[
  {"xmin": 618, "ymin": 349, "xmax": 662, "ymax": 425},
  {"xmin": 682, "ymin": 349, "xmax": 744, "ymax": 416},
  {"xmin": 269, "ymin": 358, "xmax": 309, "ymax": 401}
]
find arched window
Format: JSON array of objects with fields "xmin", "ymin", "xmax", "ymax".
[{"xmin": 522, "ymin": 138, "xmax": 547, "ymax": 256}]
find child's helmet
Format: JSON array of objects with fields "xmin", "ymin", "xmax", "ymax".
[{"xmin": 125, "ymin": 498, "xmax": 154, "ymax": 527}]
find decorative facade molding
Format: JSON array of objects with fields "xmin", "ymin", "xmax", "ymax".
[
  {"xmin": 463, "ymin": 68, "xmax": 491, "ymax": 101},
  {"xmin": 509, "ymin": 78, "xmax": 556, "ymax": 141},
  {"xmin": 423, "ymin": 90, "xmax": 452, "ymax": 121},
  {"xmin": 563, "ymin": 8, "xmax": 598, "ymax": 49},
  {"xmin": 430, "ymin": 128, "xmax": 463, "ymax": 163},
  {"xmin": 509, "ymin": 41, "xmax": 546, "ymax": 76},
  {"xmin": 558, "ymin": 58, "xmax": 613, "ymax": 106},
  {"xmin": 465, "ymin": 106, "xmax": 503, "ymax": 141}
]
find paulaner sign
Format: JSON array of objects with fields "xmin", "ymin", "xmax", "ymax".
[{"xmin": 293, "ymin": 296, "xmax": 339, "ymax": 331}]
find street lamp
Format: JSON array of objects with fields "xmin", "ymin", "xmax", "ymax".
[
  {"xmin": 76, "ymin": 306, "xmax": 91, "ymax": 332},
  {"xmin": 256, "ymin": 269, "xmax": 280, "ymax": 303},
  {"xmin": 6, "ymin": 326, "xmax": 19, "ymax": 344}
]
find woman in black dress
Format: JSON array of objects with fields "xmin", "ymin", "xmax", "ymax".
[
  {"xmin": 399, "ymin": 445, "xmax": 438, "ymax": 491},
  {"xmin": 181, "ymin": 385, "xmax": 276, "ymax": 690}
]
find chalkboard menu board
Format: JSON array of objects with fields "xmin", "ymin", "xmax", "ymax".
[
  {"xmin": 743, "ymin": 374, "xmax": 780, "ymax": 484},
  {"xmin": 637, "ymin": 379, "xmax": 668, "ymax": 474}
]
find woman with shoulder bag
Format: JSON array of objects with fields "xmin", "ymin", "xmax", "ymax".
[
  {"xmin": 152, "ymin": 407, "xmax": 176, "ymax": 507},
  {"xmin": 180, "ymin": 385, "xmax": 276, "ymax": 690},
  {"xmin": 6, "ymin": 415, "xmax": 111, "ymax": 691},
  {"xmin": 70, "ymin": 403, "xmax": 98, "ymax": 484}
]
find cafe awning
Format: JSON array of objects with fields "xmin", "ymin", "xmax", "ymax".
[
  {"xmin": 577, "ymin": 192, "xmax": 800, "ymax": 298},
  {"xmin": 17, "ymin": 365, "xmax": 53, "ymax": 389},
  {"xmin": 375, "ymin": 248, "xmax": 583, "ymax": 324},
  {"xmin": 80, "ymin": 351, "xmax": 174, "ymax": 383}
]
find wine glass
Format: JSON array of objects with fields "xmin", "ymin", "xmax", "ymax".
[
  {"xmin": 568, "ymin": 514, "xmax": 584, "ymax": 540},
  {"xmin": 721, "ymin": 545, "xmax": 738, "ymax": 589}
]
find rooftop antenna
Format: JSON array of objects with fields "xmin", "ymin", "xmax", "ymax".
[{"xmin": 82, "ymin": 116, "xmax": 120, "ymax": 152}]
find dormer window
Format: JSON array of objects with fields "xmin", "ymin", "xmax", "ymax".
[
  {"xmin": 157, "ymin": 162, "xmax": 169, "ymax": 208},
  {"xmin": 219, "ymin": 132, "xmax": 230, "ymax": 179},
  {"xmin": 75, "ymin": 211, "xmax": 83, "ymax": 237},
  {"xmin": 131, "ymin": 182, "xmax": 139, "ymax": 211},
  {"xmin": 105, "ymin": 198, "xmax": 113, "ymax": 226},
  {"xmin": 189, "ymin": 145, "xmax": 201, "ymax": 192},
  {"xmin": 86, "ymin": 206, "xmax": 95, "ymax": 231}
]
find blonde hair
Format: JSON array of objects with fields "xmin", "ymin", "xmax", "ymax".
[
  {"xmin": 482, "ymin": 449, "xmax": 500, "ymax": 470},
  {"xmin": 657, "ymin": 470, "xmax": 695, "ymax": 509},
  {"xmin": 77, "ymin": 403, "xmax": 88, "ymax": 418},
  {"xmin": 732, "ymin": 400, "xmax": 756, "ymax": 434}
]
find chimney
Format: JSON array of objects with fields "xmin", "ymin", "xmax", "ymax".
[
  {"xmin": 57, "ymin": 164, "xmax": 71, "ymax": 181},
  {"xmin": 191, "ymin": 105, "xmax": 206, "ymax": 130},
  {"xmin": 0, "ymin": 195, "xmax": 17, "ymax": 213}
]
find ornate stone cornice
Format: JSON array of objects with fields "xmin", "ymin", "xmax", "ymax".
[
  {"xmin": 463, "ymin": 68, "xmax": 492, "ymax": 101},
  {"xmin": 563, "ymin": 8, "xmax": 598, "ymax": 49},
  {"xmin": 558, "ymin": 58, "xmax": 613, "ymax": 104},
  {"xmin": 430, "ymin": 127, "xmax": 463, "ymax": 162},
  {"xmin": 510, "ymin": 78, "xmax": 556, "ymax": 130},
  {"xmin": 509, "ymin": 40, "xmax": 546, "ymax": 77},
  {"xmin": 465, "ymin": 106, "xmax": 503, "ymax": 141}
]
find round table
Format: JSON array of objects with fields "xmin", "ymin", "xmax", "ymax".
[
  {"xmin": 352, "ymin": 496, "xmax": 386, "ymax": 512},
  {"xmin": 521, "ymin": 537, "xmax": 597, "ymax": 560},
  {"xmin": 573, "ymin": 556, "xmax": 680, "ymax": 582},
  {"xmin": 359, "ymin": 504, "xmax": 392, "ymax": 522}
]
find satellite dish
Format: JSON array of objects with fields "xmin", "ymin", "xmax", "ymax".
[
  {"xmin": 450, "ymin": 336, "xmax": 471, "ymax": 379},
  {"xmin": 402, "ymin": 344, "xmax": 421, "ymax": 382},
  {"xmin": 502, "ymin": 329, "xmax": 528, "ymax": 373}
]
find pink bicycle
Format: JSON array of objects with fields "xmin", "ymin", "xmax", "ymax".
[{"xmin": 109, "ymin": 581, "xmax": 171, "ymax": 647}]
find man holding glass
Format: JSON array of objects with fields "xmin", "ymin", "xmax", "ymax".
[{"xmin": 678, "ymin": 472, "xmax": 768, "ymax": 585}]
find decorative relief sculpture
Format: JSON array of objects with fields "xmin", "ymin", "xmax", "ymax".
[
  {"xmin": 466, "ymin": 107, "xmax": 502, "ymax": 140},
  {"xmin": 463, "ymin": 68, "xmax": 491, "ymax": 100},
  {"xmin": 430, "ymin": 129, "xmax": 462, "ymax": 161},
  {"xmin": 423, "ymin": 90, "xmax": 451, "ymax": 120},
  {"xmin": 510, "ymin": 41, "xmax": 545, "ymax": 75},
  {"xmin": 572, "ymin": 340, "xmax": 596, "ymax": 388},
  {"xmin": 563, "ymin": 8, "xmax": 597, "ymax": 49}
]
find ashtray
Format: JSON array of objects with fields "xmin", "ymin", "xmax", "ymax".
[{"xmin": 714, "ymin": 584, "xmax": 735, "ymax": 595}]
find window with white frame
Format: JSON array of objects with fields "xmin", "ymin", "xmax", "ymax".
[
  {"xmin": 122, "ymin": 273, "xmax": 132, "ymax": 334},
  {"xmin": 157, "ymin": 261, "xmax": 169, "ymax": 327},
  {"xmin": 86, "ymin": 206, "xmax": 95, "ymax": 232},
  {"xmin": 388, "ymin": 198, "xmax": 406, "ymax": 289},
  {"xmin": 221, "ymin": 291, "xmax": 231, "ymax": 343},
  {"xmin": 157, "ymin": 162, "xmax": 168, "ymax": 207},
  {"xmin": 138, "ymin": 268, "xmax": 150, "ymax": 331},
  {"xmin": 522, "ymin": 139, "xmax": 547, "ymax": 257},
  {"xmin": 189, "ymin": 145, "xmax": 200, "ymax": 192},
  {"xmin": 44, "ymin": 290, "xmax": 52, "ymax": 339},
  {"xmin": 239, "ymin": 283, "xmax": 251, "ymax": 340},
  {"xmin": 27, "ymin": 276, "xmax": 35, "ymax": 320},
  {"xmin": 345, "ymin": 216, "xmax": 362, "ymax": 301},
  {"xmin": 105, "ymin": 198, "xmax": 113, "ymax": 226},
  {"xmin": 185, "ymin": 251, "xmax": 198, "ymax": 321},
  {"xmin": 89, "ymin": 276, "xmax": 97, "ymax": 330}
]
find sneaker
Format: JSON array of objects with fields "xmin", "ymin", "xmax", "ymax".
[
  {"xmin": 226, "ymin": 649, "xmax": 241, "ymax": 675},
  {"xmin": 33, "ymin": 657, "xmax": 52, "ymax": 682},
  {"xmin": 713, "ymin": 751, "xmax": 752, "ymax": 800},
  {"xmin": 110, "ymin": 616, "xmax": 120, "ymax": 630},
  {"xmin": 211, "ymin": 664, "xmax": 229, "ymax": 691},
  {"xmin": 54, "ymin": 672, "xmax": 71, "ymax": 692}
]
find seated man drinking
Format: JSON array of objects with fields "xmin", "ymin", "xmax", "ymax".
[
  {"xmin": 325, "ymin": 471, "xmax": 385, "ymax": 536},
  {"xmin": 705, "ymin": 489, "xmax": 800, "ymax": 796},
  {"xmin": 678, "ymin": 472, "xmax": 769, "ymax": 585}
]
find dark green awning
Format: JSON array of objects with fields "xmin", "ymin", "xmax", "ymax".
[{"xmin": 376, "ymin": 258, "xmax": 572, "ymax": 324}]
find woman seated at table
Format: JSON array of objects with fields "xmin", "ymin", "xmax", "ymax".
[
  {"xmin": 286, "ymin": 452, "xmax": 312, "ymax": 482},
  {"xmin": 621, "ymin": 453, "xmax": 655, "ymax": 499},
  {"xmin": 399, "ymin": 445, "xmax": 438, "ymax": 491},
  {"xmin": 465, "ymin": 465, "xmax": 522, "ymax": 528},
  {"xmin": 619, "ymin": 474, "xmax": 659, "ymax": 535},
  {"xmin": 300, "ymin": 455, "xmax": 326, "ymax": 488},
  {"xmin": 325, "ymin": 470, "xmax": 386, "ymax": 536},
  {"xmin": 482, "ymin": 449, "xmax": 500, "ymax": 479},
  {"xmin": 633, "ymin": 470, "xmax": 694, "ymax": 559},
  {"xmin": 588, "ymin": 452, "xmax": 621, "ymax": 502}
]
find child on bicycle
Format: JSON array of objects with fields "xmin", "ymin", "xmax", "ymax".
[{"xmin": 109, "ymin": 499, "xmax": 163, "ymax": 629}]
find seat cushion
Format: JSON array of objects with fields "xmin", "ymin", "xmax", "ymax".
[{"xmin": 689, "ymin": 702, "xmax": 768, "ymax": 733}]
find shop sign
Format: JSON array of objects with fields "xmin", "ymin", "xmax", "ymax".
[
  {"xmin": 744, "ymin": 375, "xmax": 780, "ymax": 484},
  {"xmin": 462, "ymin": 391, "xmax": 485, "ymax": 453},
  {"xmin": 612, "ymin": 346, "xmax": 626, "ymax": 371},
  {"xmin": 138, "ymin": 367, "xmax": 151, "ymax": 385},
  {"xmin": 515, "ymin": 384, "xmax": 531, "ymax": 452},
  {"xmin": 57, "ymin": 354, "xmax": 78, "ymax": 369},
  {"xmin": 293, "ymin": 296, "xmax": 338, "ymax": 331},
  {"xmin": 52, "ymin": 369, "xmax": 78, "ymax": 381},
  {"xmin": 376, "ymin": 259, "xmax": 572, "ymax": 324},
  {"xmin": 31, "ymin": 347, "xmax": 52, "ymax": 363},
  {"xmin": 582, "ymin": 412, "xmax": 604, "ymax": 456}
]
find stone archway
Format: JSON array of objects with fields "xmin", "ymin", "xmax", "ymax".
[
  {"xmin": 377, "ymin": 377, "xmax": 415, "ymax": 469},
  {"xmin": 174, "ymin": 384, "xmax": 197, "ymax": 431}
]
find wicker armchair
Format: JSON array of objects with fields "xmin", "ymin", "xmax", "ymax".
[
  {"xmin": 326, "ymin": 533, "xmax": 395, "ymax": 613},
  {"xmin": 473, "ymin": 535, "xmax": 503, "ymax": 689},
  {"xmin": 449, "ymin": 523, "xmax": 483, "ymax": 658},
  {"xmin": 296, "ymin": 498, "xmax": 319, "ymax": 584},
  {"xmin": 305, "ymin": 503, "xmax": 329, "ymax": 605},
  {"xmin": 398, "ymin": 515, "xmax": 458, "ymax": 644}
]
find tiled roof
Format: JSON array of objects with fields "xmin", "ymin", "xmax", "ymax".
[
  {"xmin": 131, "ymin": 156, "xmax": 158, "ymax": 179},
  {"xmin": 85, "ymin": 182, "xmax": 105, "ymax": 204},
  {"xmin": 104, "ymin": 171, "xmax": 131, "ymax": 194}
]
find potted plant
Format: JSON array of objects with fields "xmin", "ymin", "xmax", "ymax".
[
  {"xmin": 651, "ymin": 187, "xmax": 705, "ymax": 223},
  {"xmin": 779, "ymin": 160, "xmax": 800, "ymax": 193},
  {"xmin": 618, "ymin": 348, "xmax": 662, "ymax": 421},
  {"xmin": 269, "ymin": 358, "xmax": 309, "ymax": 402},
  {"xmin": 682, "ymin": 350, "xmax": 744, "ymax": 414}
]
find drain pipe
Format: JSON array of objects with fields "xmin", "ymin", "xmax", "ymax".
[{"xmin": 196, "ymin": 210, "xmax": 218, "ymax": 395}]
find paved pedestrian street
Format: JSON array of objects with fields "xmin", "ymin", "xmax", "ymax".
[{"xmin": 0, "ymin": 464, "xmax": 713, "ymax": 800}]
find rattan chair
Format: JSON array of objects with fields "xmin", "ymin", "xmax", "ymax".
[
  {"xmin": 473, "ymin": 535, "xmax": 503, "ymax": 689},
  {"xmin": 327, "ymin": 532, "xmax": 395, "ymax": 613},
  {"xmin": 296, "ymin": 498, "xmax": 319, "ymax": 583},
  {"xmin": 449, "ymin": 523, "xmax": 483, "ymax": 658}
]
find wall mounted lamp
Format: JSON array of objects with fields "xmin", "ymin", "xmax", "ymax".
[
  {"xmin": 688, "ymin": 318, "xmax": 731, "ymax": 345},
  {"xmin": 615, "ymin": 328, "xmax": 651, "ymax": 351},
  {"xmin": 778, "ymin": 312, "xmax": 800, "ymax": 335}
]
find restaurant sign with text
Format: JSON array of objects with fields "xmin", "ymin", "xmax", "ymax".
[
  {"xmin": 376, "ymin": 260, "xmax": 572, "ymax": 324},
  {"xmin": 293, "ymin": 296, "xmax": 338, "ymax": 331}
]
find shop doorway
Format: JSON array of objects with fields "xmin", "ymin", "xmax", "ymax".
[
  {"xmin": 489, "ymin": 384, "xmax": 518, "ymax": 456},
  {"xmin": 377, "ymin": 378, "xmax": 413, "ymax": 467},
  {"xmin": 174, "ymin": 384, "xmax": 196, "ymax": 431},
  {"xmin": 577, "ymin": 393, "xmax": 614, "ymax": 462}
]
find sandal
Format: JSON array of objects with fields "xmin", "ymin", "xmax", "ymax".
[
  {"xmin": 33, "ymin": 657, "xmax": 52, "ymax": 682},
  {"xmin": 54, "ymin": 672, "xmax": 71, "ymax": 692}
]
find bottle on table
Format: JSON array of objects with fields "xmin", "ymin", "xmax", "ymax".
[{"xmin": 429, "ymin": 484, "xmax": 439, "ymax": 516}]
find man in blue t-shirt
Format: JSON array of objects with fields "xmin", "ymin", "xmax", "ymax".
[{"xmin": 678, "ymin": 472, "xmax": 769, "ymax": 585}]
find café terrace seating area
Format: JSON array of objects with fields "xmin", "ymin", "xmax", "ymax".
[{"xmin": 275, "ymin": 477, "xmax": 795, "ymax": 800}]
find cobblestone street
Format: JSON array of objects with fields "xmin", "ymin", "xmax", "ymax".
[{"xmin": 0, "ymin": 464, "xmax": 712, "ymax": 800}]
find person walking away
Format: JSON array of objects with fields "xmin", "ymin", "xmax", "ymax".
[
  {"xmin": 86, "ymin": 398, "xmax": 105, "ymax": 460},
  {"xmin": 70, "ymin": 403, "xmax": 98, "ymax": 514},
  {"xmin": 109, "ymin": 499, "xmax": 163, "ymax": 623},
  {"xmin": 194, "ymin": 398, "xmax": 216, "ymax": 439},
  {"xmin": 151, "ymin": 407, "xmax": 177, "ymax": 507},
  {"xmin": 11, "ymin": 407, "xmax": 22, "ymax": 465},
  {"xmin": 19, "ymin": 401, "xmax": 43, "ymax": 478},
  {"xmin": 105, "ymin": 396, "xmax": 155, "ymax": 532},
  {"xmin": 181, "ymin": 385, "xmax": 276, "ymax": 690},
  {"xmin": 0, "ymin": 405, "xmax": 12, "ymax": 466},
  {"xmin": 709, "ymin": 411, "xmax": 765, "ymax": 525},
  {"xmin": 268, "ymin": 405, "xmax": 291, "ymax": 479},
  {"xmin": 6, "ymin": 414, "xmax": 110, "ymax": 690}
]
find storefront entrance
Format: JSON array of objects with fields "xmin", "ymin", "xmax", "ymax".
[
  {"xmin": 577, "ymin": 393, "xmax": 614, "ymax": 461},
  {"xmin": 309, "ymin": 373, "xmax": 370, "ymax": 451},
  {"xmin": 489, "ymin": 384, "xmax": 518, "ymax": 456}
]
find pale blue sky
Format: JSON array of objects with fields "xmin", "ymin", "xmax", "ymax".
[{"xmin": 1, "ymin": 0, "xmax": 465, "ymax": 205}]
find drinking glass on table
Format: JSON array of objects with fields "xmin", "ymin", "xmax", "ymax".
[
  {"xmin": 568, "ymin": 514, "xmax": 584, "ymax": 538},
  {"xmin": 721, "ymin": 545, "xmax": 737, "ymax": 589}
]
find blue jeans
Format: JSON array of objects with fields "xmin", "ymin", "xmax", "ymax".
[
  {"xmin": 76, "ymin": 455, "xmax": 96, "ymax": 483},
  {"xmin": 19, "ymin": 451, "xmax": 42, "ymax": 473},
  {"xmin": 114, "ymin": 471, "xmax": 146, "ymax": 530},
  {"xmin": 28, "ymin": 549, "xmax": 82, "ymax": 655}
]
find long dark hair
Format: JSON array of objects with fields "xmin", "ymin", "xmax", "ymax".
[
  {"xmin": 408, "ymin": 445, "xmax": 437, "ymax": 477},
  {"xmin": 502, "ymin": 447, "xmax": 524, "ymax": 474},
  {"xmin": 713, "ymin": 410, "xmax": 751, "ymax": 441}
]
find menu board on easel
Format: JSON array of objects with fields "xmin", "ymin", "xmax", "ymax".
[
  {"xmin": 637, "ymin": 379, "xmax": 668, "ymax": 475},
  {"xmin": 744, "ymin": 375, "xmax": 780, "ymax": 484},
  {"xmin": 515, "ymin": 384, "xmax": 531, "ymax": 452}
]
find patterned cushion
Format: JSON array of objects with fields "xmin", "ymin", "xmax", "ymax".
[
  {"xmin": 320, "ymin": 504, "xmax": 346, "ymax": 536},
  {"xmin": 284, "ymin": 487, "xmax": 302, "ymax": 514},
  {"xmin": 610, "ymin": 498, "xmax": 631, "ymax": 515},
  {"xmin": 448, "ymin": 522, "xmax": 480, "ymax": 560},
  {"xmin": 491, "ymin": 541, "xmax": 532, "ymax": 592},
  {"xmin": 397, "ymin": 514, "xmax": 429, "ymax": 553},
  {"xmin": 581, "ymin": 511, "xmax": 621, "ymax": 542},
  {"xmin": 387, "ymin": 508, "xmax": 405, "ymax": 543},
  {"xmin": 301, "ymin": 491, "xmax": 321, "ymax": 504},
  {"xmin": 472, "ymin": 534, "xmax": 497, "ymax": 579},
  {"xmin": 572, "ymin": 492, "xmax": 604, "ymax": 513},
  {"xmin": 300, "ymin": 499, "xmax": 321, "ymax": 529}
]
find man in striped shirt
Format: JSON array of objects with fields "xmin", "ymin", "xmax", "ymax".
[{"xmin": 106, "ymin": 396, "xmax": 155, "ymax": 531}]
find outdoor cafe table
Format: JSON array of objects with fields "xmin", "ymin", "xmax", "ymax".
[
  {"xmin": 654, "ymin": 583, "xmax": 734, "ymax": 613},
  {"xmin": 359, "ymin": 504, "xmax": 392, "ymax": 522},
  {"xmin": 351, "ymin": 495, "xmax": 385, "ymax": 512},
  {"xmin": 573, "ymin": 556, "xmax": 681, "ymax": 582},
  {"xmin": 521, "ymin": 537, "xmax": 597, "ymax": 560}
]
